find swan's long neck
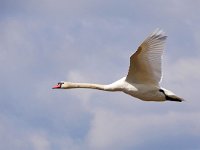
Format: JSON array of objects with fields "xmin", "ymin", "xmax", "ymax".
[{"xmin": 63, "ymin": 82, "xmax": 121, "ymax": 91}]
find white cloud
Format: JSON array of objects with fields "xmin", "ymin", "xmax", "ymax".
[
  {"xmin": 165, "ymin": 57, "xmax": 200, "ymax": 82},
  {"xmin": 1, "ymin": 0, "xmax": 200, "ymax": 150},
  {"xmin": 30, "ymin": 134, "xmax": 50, "ymax": 150},
  {"xmin": 0, "ymin": 19, "xmax": 35, "ymax": 72},
  {"xmin": 87, "ymin": 109, "xmax": 200, "ymax": 150}
]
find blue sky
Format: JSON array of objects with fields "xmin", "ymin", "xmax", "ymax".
[{"xmin": 1, "ymin": 0, "xmax": 200, "ymax": 149}]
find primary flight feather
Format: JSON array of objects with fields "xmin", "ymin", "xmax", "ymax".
[{"xmin": 53, "ymin": 29, "xmax": 183, "ymax": 102}]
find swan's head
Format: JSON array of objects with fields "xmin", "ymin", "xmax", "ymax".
[{"xmin": 52, "ymin": 81, "xmax": 71, "ymax": 89}]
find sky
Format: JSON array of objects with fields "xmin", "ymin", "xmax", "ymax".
[{"xmin": 1, "ymin": 0, "xmax": 200, "ymax": 150}]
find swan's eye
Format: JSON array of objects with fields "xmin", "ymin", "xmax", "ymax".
[{"xmin": 58, "ymin": 82, "xmax": 64, "ymax": 85}]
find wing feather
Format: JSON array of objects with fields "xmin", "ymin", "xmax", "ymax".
[{"xmin": 126, "ymin": 29, "xmax": 167, "ymax": 86}]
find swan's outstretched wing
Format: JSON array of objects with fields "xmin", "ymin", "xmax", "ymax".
[{"xmin": 126, "ymin": 29, "xmax": 167, "ymax": 86}]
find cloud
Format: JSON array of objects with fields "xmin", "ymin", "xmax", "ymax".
[
  {"xmin": 30, "ymin": 133, "xmax": 50, "ymax": 150},
  {"xmin": 87, "ymin": 109, "xmax": 200, "ymax": 150},
  {"xmin": 1, "ymin": 0, "xmax": 200, "ymax": 150},
  {"xmin": 165, "ymin": 57, "xmax": 200, "ymax": 83},
  {"xmin": 0, "ymin": 113, "xmax": 87, "ymax": 150}
]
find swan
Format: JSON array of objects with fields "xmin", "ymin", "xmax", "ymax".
[{"xmin": 53, "ymin": 29, "xmax": 183, "ymax": 102}]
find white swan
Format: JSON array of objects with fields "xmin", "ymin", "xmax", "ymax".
[{"xmin": 53, "ymin": 29, "xmax": 183, "ymax": 102}]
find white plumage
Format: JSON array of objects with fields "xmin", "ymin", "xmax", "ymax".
[
  {"xmin": 53, "ymin": 29, "xmax": 183, "ymax": 102},
  {"xmin": 126, "ymin": 29, "xmax": 166, "ymax": 85}
]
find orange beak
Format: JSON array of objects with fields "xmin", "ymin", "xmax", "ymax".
[{"xmin": 52, "ymin": 84, "xmax": 61, "ymax": 89}]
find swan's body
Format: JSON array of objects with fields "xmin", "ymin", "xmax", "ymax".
[{"xmin": 53, "ymin": 29, "xmax": 183, "ymax": 102}]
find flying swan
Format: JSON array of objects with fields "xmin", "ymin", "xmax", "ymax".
[{"xmin": 53, "ymin": 29, "xmax": 183, "ymax": 102}]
